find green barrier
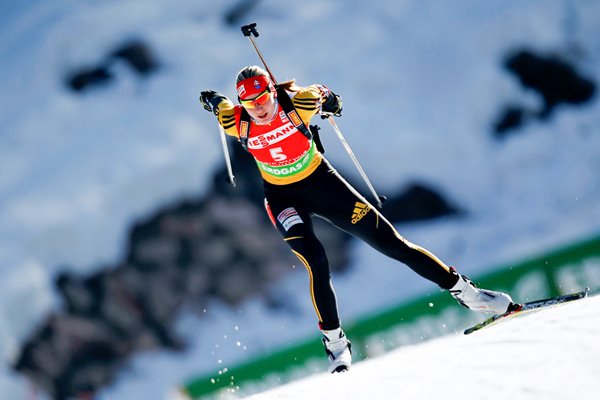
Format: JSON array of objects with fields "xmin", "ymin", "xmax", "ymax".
[{"xmin": 181, "ymin": 233, "xmax": 600, "ymax": 399}]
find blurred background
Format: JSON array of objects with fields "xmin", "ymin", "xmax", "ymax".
[{"xmin": 1, "ymin": 0, "xmax": 600, "ymax": 399}]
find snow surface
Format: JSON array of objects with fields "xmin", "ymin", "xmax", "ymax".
[
  {"xmin": 1, "ymin": 0, "xmax": 600, "ymax": 399},
  {"xmin": 247, "ymin": 294, "xmax": 600, "ymax": 400}
]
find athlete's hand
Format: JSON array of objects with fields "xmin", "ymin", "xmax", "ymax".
[
  {"xmin": 200, "ymin": 90, "xmax": 227, "ymax": 115},
  {"xmin": 320, "ymin": 91, "xmax": 343, "ymax": 118}
]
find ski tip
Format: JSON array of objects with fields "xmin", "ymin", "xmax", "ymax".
[{"xmin": 464, "ymin": 289, "xmax": 590, "ymax": 335}]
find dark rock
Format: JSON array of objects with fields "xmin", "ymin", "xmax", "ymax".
[
  {"xmin": 224, "ymin": 0, "xmax": 262, "ymax": 26},
  {"xmin": 13, "ymin": 314, "xmax": 127, "ymax": 400},
  {"xmin": 382, "ymin": 182, "xmax": 463, "ymax": 223},
  {"xmin": 65, "ymin": 38, "xmax": 158, "ymax": 93},
  {"xmin": 504, "ymin": 49, "xmax": 596, "ymax": 117},
  {"xmin": 111, "ymin": 40, "xmax": 158, "ymax": 75},
  {"xmin": 66, "ymin": 66, "xmax": 113, "ymax": 92},
  {"xmin": 492, "ymin": 48, "xmax": 596, "ymax": 137},
  {"xmin": 493, "ymin": 104, "xmax": 527, "ymax": 138}
]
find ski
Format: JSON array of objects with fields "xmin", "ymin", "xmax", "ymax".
[{"xmin": 463, "ymin": 288, "xmax": 589, "ymax": 335}]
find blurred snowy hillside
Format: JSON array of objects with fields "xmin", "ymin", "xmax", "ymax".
[{"xmin": 1, "ymin": 0, "xmax": 600, "ymax": 398}]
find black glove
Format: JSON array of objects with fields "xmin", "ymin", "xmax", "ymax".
[
  {"xmin": 200, "ymin": 90, "xmax": 228, "ymax": 115},
  {"xmin": 321, "ymin": 91, "xmax": 343, "ymax": 117}
]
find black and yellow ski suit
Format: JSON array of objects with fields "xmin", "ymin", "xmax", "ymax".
[{"xmin": 214, "ymin": 83, "xmax": 459, "ymax": 330}]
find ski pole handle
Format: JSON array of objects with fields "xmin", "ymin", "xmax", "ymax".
[
  {"xmin": 241, "ymin": 23, "xmax": 259, "ymax": 38},
  {"xmin": 218, "ymin": 123, "xmax": 236, "ymax": 187}
]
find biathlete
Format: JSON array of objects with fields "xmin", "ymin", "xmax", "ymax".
[{"xmin": 200, "ymin": 66, "xmax": 514, "ymax": 373}]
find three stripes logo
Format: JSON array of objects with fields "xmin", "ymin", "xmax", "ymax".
[{"xmin": 351, "ymin": 201, "xmax": 371, "ymax": 224}]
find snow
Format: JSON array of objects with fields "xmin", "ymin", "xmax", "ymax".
[
  {"xmin": 248, "ymin": 294, "xmax": 600, "ymax": 400},
  {"xmin": 1, "ymin": 0, "xmax": 600, "ymax": 399}
]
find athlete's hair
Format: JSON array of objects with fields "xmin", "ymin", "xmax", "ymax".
[
  {"xmin": 236, "ymin": 65, "xmax": 301, "ymax": 92},
  {"xmin": 236, "ymin": 65, "xmax": 267, "ymax": 83}
]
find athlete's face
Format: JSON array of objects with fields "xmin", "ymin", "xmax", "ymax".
[{"xmin": 241, "ymin": 89, "xmax": 276, "ymax": 124}]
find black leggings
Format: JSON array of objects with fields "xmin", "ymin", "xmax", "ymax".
[{"xmin": 264, "ymin": 159, "xmax": 458, "ymax": 330}]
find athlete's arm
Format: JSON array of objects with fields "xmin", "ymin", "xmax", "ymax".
[
  {"xmin": 292, "ymin": 85, "xmax": 343, "ymax": 123},
  {"xmin": 292, "ymin": 86, "xmax": 322, "ymax": 124},
  {"xmin": 199, "ymin": 90, "xmax": 239, "ymax": 138},
  {"xmin": 216, "ymin": 100, "xmax": 239, "ymax": 137}
]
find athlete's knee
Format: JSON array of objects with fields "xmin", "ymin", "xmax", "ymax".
[
  {"xmin": 366, "ymin": 223, "xmax": 413, "ymax": 261},
  {"xmin": 304, "ymin": 239, "xmax": 329, "ymax": 268},
  {"xmin": 289, "ymin": 236, "xmax": 330, "ymax": 279}
]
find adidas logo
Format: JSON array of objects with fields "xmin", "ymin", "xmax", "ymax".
[{"xmin": 351, "ymin": 201, "xmax": 370, "ymax": 224}]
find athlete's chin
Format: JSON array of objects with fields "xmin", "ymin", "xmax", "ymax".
[{"xmin": 255, "ymin": 112, "xmax": 269, "ymax": 122}]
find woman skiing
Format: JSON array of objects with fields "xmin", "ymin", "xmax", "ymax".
[{"xmin": 200, "ymin": 66, "xmax": 513, "ymax": 373}]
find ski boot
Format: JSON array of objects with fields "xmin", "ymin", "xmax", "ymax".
[
  {"xmin": 322, "ymin": 327, "xmax": 352, "ymax": 373},
  {"xmin": 449, "ymin": 271, "xmax": 514, "ymax": 315}
]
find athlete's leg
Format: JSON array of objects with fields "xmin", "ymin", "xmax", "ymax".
[
  {"xmin": 264, "ymin": 197, "xmax": 341, "ymax": 330},
  {"xmin": 306, "ymin": 163, "xmax": 458, "ymax": 289}
]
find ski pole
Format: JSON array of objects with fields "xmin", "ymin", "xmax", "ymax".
[
  {"xmin": 241, "ymin": 23, "xmax": 278, "ymax": 84},
  {"xmin": 325, "ymin": 115, "xmax": 385, "ymax": 209},
  {"xmin": 218, "ymin": 122, "xmax": 236, "ymax": 187}
]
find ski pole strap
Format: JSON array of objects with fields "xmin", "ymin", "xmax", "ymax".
[
  {"xmin": 274, "ymin": 86, "xmax": 312, "ymax": 139},
  {"xmin": 238, "ymin": 86, "xmax": 313, "ymax": 151},
  {"xmin": 309, "ymin": 124, "xmax": 325, "ymax": 154}
]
